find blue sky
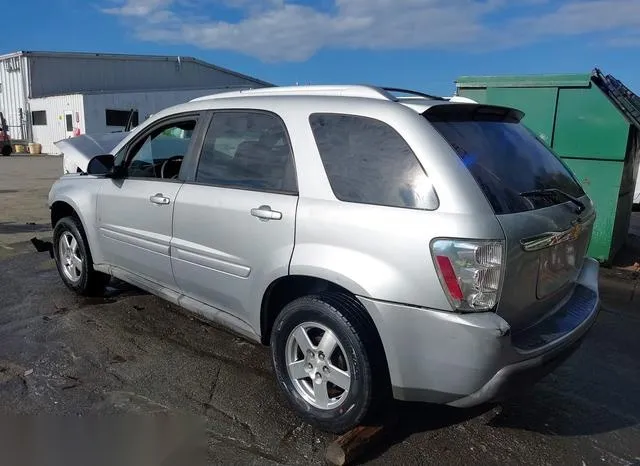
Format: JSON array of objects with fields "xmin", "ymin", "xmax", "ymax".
[{"xmin": 3, "ymin": 0, "xmax": 640, "ymax": 95}]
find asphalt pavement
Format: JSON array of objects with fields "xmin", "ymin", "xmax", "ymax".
[{"xmin": 1, "ymin": 156, "xmax": 639, "ymax": 465}]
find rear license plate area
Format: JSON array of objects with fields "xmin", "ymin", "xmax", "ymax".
[{"xmin": 537, "ymin": 240, "xmax": 579, "ymax": 298}]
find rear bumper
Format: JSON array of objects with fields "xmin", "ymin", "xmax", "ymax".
[
  {"xmin": 358, "ymin": 258, "xmax": 600, "ymax": 407},
  {"xmin": 447, "ymin": 329, "xmax": 584, "ymax": 408}
]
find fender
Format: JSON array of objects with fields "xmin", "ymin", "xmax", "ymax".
[
  {"xmin": 289, "ymin": 243, "xmax": 400, "ymax": 300},
  {"xmin": 49, "ymin": 177, "xmax": 106, "ymax": 264}
]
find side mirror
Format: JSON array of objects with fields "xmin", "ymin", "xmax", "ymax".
[{"xmin": 86, "ymin": 154, "xmax": 115, "ymax": 176}]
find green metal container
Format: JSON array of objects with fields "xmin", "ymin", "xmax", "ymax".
[{"xmin": 456, "ymin": 69, "xmax": 640, "ymax": 263}]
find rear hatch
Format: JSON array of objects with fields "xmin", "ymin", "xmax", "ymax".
[{"xmin": 426, "ymin": 104, "xmax": 594, "ymax": 332}]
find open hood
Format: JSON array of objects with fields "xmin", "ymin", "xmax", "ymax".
[{"xmin": 55, "ymin": 132, "xmax": 129, "ymax": 174}]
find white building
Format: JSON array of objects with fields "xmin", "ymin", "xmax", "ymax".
[{"xmin": 0, "ymin": 51, "xmax": 271, "ymax": 154}]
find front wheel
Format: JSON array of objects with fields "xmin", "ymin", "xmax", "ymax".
[
  {"xmin": 53, "ymin": 216, "xmax": 110, "ymax": 296},
  {"xmin": 270, "ymin": 293, "xmax": 378, "ymax": 433}
]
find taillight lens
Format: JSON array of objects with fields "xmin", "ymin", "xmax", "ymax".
[{"xmin": 431, "ymin": 239, "xmax": 504, "ymax": 312}]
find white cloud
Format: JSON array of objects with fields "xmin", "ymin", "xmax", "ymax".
[
  {"xmin": 505, "ymin": 1, "xmax": 640, "ymax": 38},
  {"xmin": 607, "ymin": 34, "xmax": 640, "ymax": 48},
  {"xmin": 102, "ymin": 0, "xmax": 173, "ymax": 17},
  {"xmin": 101, "ymin": 0, "xmax": 640, "ymax": 61}
]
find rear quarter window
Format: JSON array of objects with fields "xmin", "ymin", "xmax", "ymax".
[{"xmin": 309, "ymin": 113, "xmax": 438, "ymax": 210}]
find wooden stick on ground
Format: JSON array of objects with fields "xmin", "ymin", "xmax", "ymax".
[{"xmin": 325, "ymin": 413, "xmax": 398, "ymax": 466}]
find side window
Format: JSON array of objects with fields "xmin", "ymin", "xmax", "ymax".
[
  {"xmin": 309, "ymin": 113, "xmax": 437, "ymax": 210},
  {"xmin": 196, "ymin": 112, "xmax": 297, "ymax": 193},
  {"xmin": 126, "ymin": 119, "xmax": 196, "ymax": 179}
]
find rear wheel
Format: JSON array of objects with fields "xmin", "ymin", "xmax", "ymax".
[
  {"xmin": 270, "ymin": 293, "xmax": 381, "ymax": 433},
  {"xmin": 1, "ymin": 145, "xmax": 11, "ymax": 157},
  {"xmin": 53, "ymin": 216, "xmax": 110, "ymax": 296}
]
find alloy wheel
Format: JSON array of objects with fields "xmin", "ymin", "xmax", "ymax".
[
  {"xmin": 58, "ymin": 231, "xmax": 83, "ymax": 283},
  {"xmin": 285, "ymin": 322, "xmax": 352, "ymax": 410}
]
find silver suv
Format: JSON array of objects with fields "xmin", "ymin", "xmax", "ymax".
[{"xmin": 48, "ymin": 85, "xmax": 600, "ymax": 433}]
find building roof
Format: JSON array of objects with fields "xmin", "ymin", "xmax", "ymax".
[
  {"xmin": 456, "ymin": 73, "xmax": 592, "ymax": 89},
  {"xmin": 29, "ymin": 85, "xmax": 258, "ymax": 99},
  {"xmin": 0, "ymin": 50, "xmax": 272, "ymax": 87}
]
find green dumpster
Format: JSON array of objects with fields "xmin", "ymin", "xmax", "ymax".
[{"xmin": 456, "ymin": 69, "xmax": 640, "ymax": 263}]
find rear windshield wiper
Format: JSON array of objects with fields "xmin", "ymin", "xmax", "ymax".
[{"xmin": 519, "ymin": 188, "xmax": 585, "ymax": 214}]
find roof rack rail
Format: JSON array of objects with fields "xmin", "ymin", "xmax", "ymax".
[
  {"xmin": 190, "ymin": 85, "xmax": 395, "ymax": 102},
  {"xmin": 189, "ymin": 85, "xmax": 449, "ymax": 103},
  {"xmin": 381, "ymin": 87, "xmax": 446, "ymax": 101}
]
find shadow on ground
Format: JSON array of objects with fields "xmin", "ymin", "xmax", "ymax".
[{"xmin": 0, "ymin": 222, "xmax": 51, "ymax": 234}]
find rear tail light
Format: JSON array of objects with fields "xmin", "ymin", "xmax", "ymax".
[{"xmin": 431, "ymin": 239, "xmax": 504, "ymax": 312}]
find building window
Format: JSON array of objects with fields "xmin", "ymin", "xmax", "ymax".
[
  {"xmin": 106, "ymin": 109, "xmax": 139, "ymax": 128},
  {"xmin": 32, "ymin": 111, "xmax": 47, "ymax": 126}
]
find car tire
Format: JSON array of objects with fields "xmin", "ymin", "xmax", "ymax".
[
  {"xmin": 271, "ymin": 292, "xmax": 383, "ymax": 433},
  {"xmin": 1, "ymin": 145, "xmax": 10, "ymax": 157},
  {"xmin": 53, "ymin": 216, "xmax": 110, "ymax": 296}
]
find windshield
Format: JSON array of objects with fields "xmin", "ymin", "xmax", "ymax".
[{"xmin": 425, "ymin": 105, "xmax": 585, "ymax": 214}]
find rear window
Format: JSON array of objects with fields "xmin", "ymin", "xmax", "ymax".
[
  {"xmin": 426, "ymin": 105, "xmax": 585, "ymax": 214},
  {"xmin": 309, "ymin": 113, "xmax": 438, "ymax": 210}
]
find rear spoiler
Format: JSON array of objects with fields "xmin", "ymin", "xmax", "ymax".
[{"xmin": 424, "ymin": 104, "xmax": 525, "ymax": 123}]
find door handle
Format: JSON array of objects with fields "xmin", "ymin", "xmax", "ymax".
[
  {"xmin": 251, "ymin": 205, "xmax": 282, "ymax": 221},
  {"xmin": 149, "ymin": 193, "xmax": 171, "ymax": 205}
]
